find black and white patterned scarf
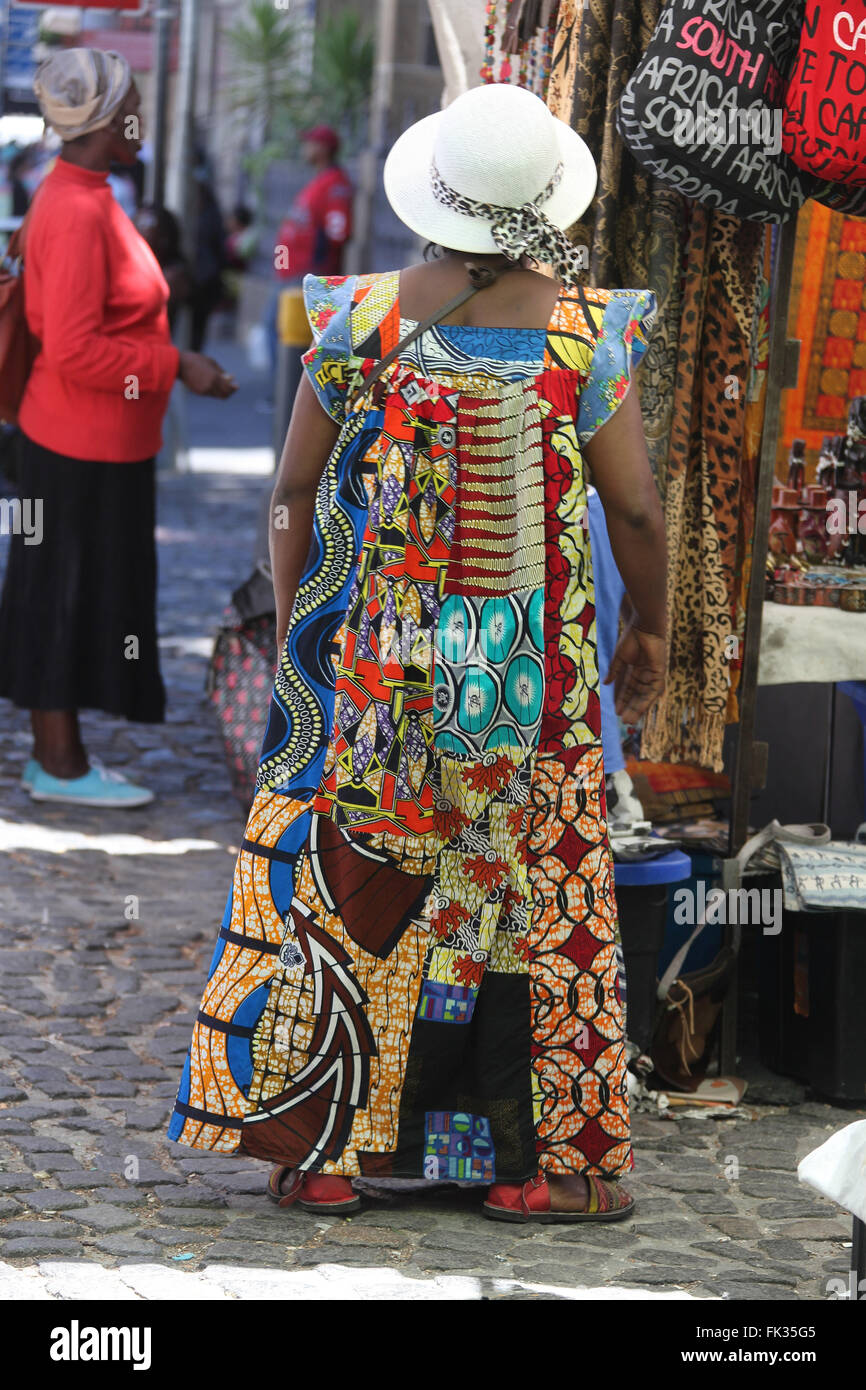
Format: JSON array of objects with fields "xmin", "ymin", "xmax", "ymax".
[{"xmin": 430, "ymin": 160, "xmax": 587, "ymax": 285}]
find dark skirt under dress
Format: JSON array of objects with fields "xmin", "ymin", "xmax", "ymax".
[{"xmin": 0, "ymin": 432, "xmax": 165, "ymax": 722}]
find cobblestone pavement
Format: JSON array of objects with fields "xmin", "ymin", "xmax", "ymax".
[{"xmin": 1, "ymin": 467, "xmax": 863, "ymax": 1302}]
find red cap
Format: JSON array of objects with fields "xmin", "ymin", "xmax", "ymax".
[{"xmin": 300, "ymin": 124, "xmax": 340, "ymax": 153}]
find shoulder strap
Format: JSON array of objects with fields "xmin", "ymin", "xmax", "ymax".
[{"xmin": 345, "ymin": 262, "xmax": 513, "ymax": 412}]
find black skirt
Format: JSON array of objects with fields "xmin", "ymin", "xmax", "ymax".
[{"xmin": 0, "ymin": 433, "xmax": 165, "ymax": 722}]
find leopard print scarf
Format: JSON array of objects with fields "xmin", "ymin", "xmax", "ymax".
[{"xmin": 430, "ymin": 159, "xmax": 588, "ymax": 285}]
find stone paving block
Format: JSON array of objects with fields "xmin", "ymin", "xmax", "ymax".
[
  {"xmin": 756, "ymin": 1200, "xmax": 835, "ymax": 1220},
  {"xmin": 0, "ymin": 1175, "xmax": 38, "ymax": 1192},
  {"xmin": 0, "ymin": 1238, "xmax": 85, "ymax": 1257},
  {"xmin": 350, "ymin": 1209, "xmax": 438, "ymax": 1233},
  {"xmin": 631, "ymin": 1220, "xmax": 699, "ymax": 1242},
  {"xmin": 778, "ymin": 1220, "xmax": 848, "ymax": 1242},
  {"xmin": 736, "ymin": 1150, "xmax": 798, "ymax": 1173},
  {"xmin": 0, "ymin": 1219, "xmax": 81, "ymax": 1239},
  {"xmin": 91, "ymin": 1081, "xmax": 138, "ymax": 1097},
  {"xmin": 8, "ymin": 1102, "xmax": 86, "ymax": 1121},
  {"xmin": 175, "ymin": 1156, "xmax": 247, "ymax": 1174},
  {"xmin": 712, "ymin": 1281, "xmax": 797, "ymax": 1301},
  {"xmin": 38, "ymin": 1261, "xmax": 142, "ymax": 1301},
  {"xmin": 509, "ymin": 1260, "xmax": 621, "ymax": 1288},
  {"xmin": 736, "ymin": 1177, "xmax": 798, "ymax": 1198},
  {"xmin": 22, "ymin": 1191, "xmax": 88, "ymax": 1212},
  {"xmin": 615, "ymin": 1267, "xmax": 706, "ymax": 1288},
  {"xmin": 201, "ymin": 1242, "xmax": 293, "ymax": 1268},
  {"xmin": 104, "ymin": 1163, "xmax": 186, "ymax": 1187},
  {"xmin": 92, "ymin": 1235, "xmax": 162, "ymax": 1259},
  {"xmin": 0, "ymin": 1119, "xmax": 31, "ymax": 1134},
  {"xmin": 706, "ymin": 1217, "xmax": 763, "ymax": 1239},
  {"xmin": 0, "ymin": 1089, "xmax": 27, "ymax": 1104},
  {"xmin": 104, "ymin": 997, "xmax": 181, "ymax": 1030},
  {"xmin": 637, "ymin": 1174, "xmax": 721, "ymax": 1194},
  {"xmin": 74, "ymin": 1205, "xmax": 140, "ymax": 1233},
  {"xmin": 5, "ymin": 1136, "xmax": 73, "ymax": 1154},
  {"xmin": 216, "ymin": 1216, "xmax": 318, "ymax": 1243},
  {"xmin": 156, "ymin": 1208, "xmax": 230, "ymax": 1229},
  {"xmin": 550, "ymin": 1226, "xmax": 638, "ymax": 1251},
  {"xmin": 320, "ymin": 1224, "xmax": 416, "ymax": 1250},
  {"xmin": 48, "ymin": 1117, "xmax": 123, "ymax": 1134},
  {"xmin": 0, "ymin": 1198, "xmax": 21, "ymax": 1216},
  {"xmin": 121, "ymin": 1105, "xmax": 170, "ymax": 1131},
  {"xmin": 755, "ymin": 1237, "xmax": 812, "ymax": 1264},
  {"xmin": 153, "ymin": 1185, "xmax": 227, "ymax": 1208},
  {"xmin": 681, "ymin": 1194, "xmax": 739, "ymax": 1215},
  {"xmin": 25, "ymin": 1154, "xmax": 83, "ymax": 1172},
  {"xmin": 145, "ymin": 1227, "xmax": 213, "ymax": 1247},
  {"xmin": 714, "ymin": 1264, "xmax": 800, "ymax": 1287},
  {"xmin": 53, "ymin": 1171, "xmax": 127, "ymax": 1190},
  {"xmin": 293, "ymin": 1243, "xmax": 424, "ymax": 1270},
  {"xmin": 420, "ymin": 1227, "xmax": 529, "ymax": 1256},
  {"xmin": 200, "ymin": 1173, "xmax": 272, "ymax": 1196}
]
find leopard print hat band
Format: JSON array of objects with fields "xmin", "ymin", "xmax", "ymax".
[{"xmin": 430, "ymin": 159, "xmax": 586, "ymax": 287}]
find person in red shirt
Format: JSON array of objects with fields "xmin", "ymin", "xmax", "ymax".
[
  {"xmin": 263, "ymin": 127, "xmax": 353, "ymax": 387},
  {"xmin": 0, "ymin": 48, "xmax": 237, "ymax": 809},
  {"xmin": 275, "ymin": 125, "xmax": 353, "ymax": 282}
]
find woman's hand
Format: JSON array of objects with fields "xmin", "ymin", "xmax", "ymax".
[
  {"xmin": 604, "ymin": 624, "xmax": 666, "ymax": 725},
  {"xmin": 178, "ymin": 350, "xmax": 237, "ymax": 398}
]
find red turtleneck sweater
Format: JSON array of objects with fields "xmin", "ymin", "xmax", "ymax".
[{"xmin": 19, "ymin": 159, "xmax": 180, "ymax": 462}]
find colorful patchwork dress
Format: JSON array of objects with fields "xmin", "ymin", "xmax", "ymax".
[{"xmin": 168, "ymin": 270, "xmax": 657, "ymax": 1184}]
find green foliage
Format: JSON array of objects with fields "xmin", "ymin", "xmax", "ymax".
[
  {"xmin": 223, "ymin": 1, "xmax": 301, "ymax": 145},
  {"xmin": 226, "ymin": 1, "xmax": 375, "ymax": 189},
  {"xmin": 309, "ymin": 11, "xmax": 375, "ymax": 152}
]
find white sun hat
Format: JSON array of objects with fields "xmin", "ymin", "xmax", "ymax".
[{"xmin": 383, "ymin": 83, "xmax": 597, "ymax": 281}]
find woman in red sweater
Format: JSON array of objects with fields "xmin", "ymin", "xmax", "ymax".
[{"xmin": 0, "ymin": 49, "xmax": 236, "ymax": 807}]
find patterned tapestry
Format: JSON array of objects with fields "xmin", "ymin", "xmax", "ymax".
[{"xmin": 781, "ymin": 201, "xmax": 866, "ymax": 471}]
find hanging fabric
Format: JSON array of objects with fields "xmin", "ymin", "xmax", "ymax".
[
  {"xmin": 546, "ymin": 0, "xmax": 681, "ymax": 484},
  {"xmin": 780, "ymin": 199, "xmax": 866, "ymax": 468},
  {"xmin": 641, "ymin": 210, "xmax": 765, "ymax": 770},
  {"xmin": 617, "ymin": 0, "xmax": 819, "ymax": 223},
  {"xmin": 481, "ymin": 0, "xmax": 559, "ymax": 96},
  {"xmin": 782, "ymin": 1, "xmax": 866, "ymax": 187}
]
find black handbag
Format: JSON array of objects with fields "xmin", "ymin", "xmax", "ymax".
[{"xmin": 617, "ymin": 0, "xmax": 822, "ymax": 223}]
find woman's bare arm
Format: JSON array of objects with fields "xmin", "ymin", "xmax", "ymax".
[
  {"xmin": 582, "ymin": 384, "xmax": 668, "ymax": 722},
  {"xmin": 270, "ymin": 372, "xmax": 340, "ymax": 650}
]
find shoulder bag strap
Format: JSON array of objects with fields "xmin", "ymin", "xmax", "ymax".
[{"xmin": 345, "ymin": 262, "xmax": 513, "ymax": 413}]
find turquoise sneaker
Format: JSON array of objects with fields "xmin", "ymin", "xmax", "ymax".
[
  {"xmin": 29, "ymin": 761, "xmax": 154, "ymax": 808},
  {"xmin": 21, "ymin": 758, "xmax": 39, "ymax": 790}
]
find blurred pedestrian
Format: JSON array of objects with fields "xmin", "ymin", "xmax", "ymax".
[
  {"xmin": 0, "ymin": 48, "xmax": 237, "ymax": 809},
  {"xmin": 275, "ymin": 125, "xmax": 353, "ymax": 281},
  {"xmin": 189, "ymin": 167, "xmax": 227, "ymax": 352},
  {"xmin": 136, "ymin": 203, "xmax": 192, "ymax": 330},
  {"xmin": 225, "ymin": 203, "xmax": 257, "ymax": 273},
  {"xmin": 263, "ymin": 125, "xmax": 353, "ymax": 384}
]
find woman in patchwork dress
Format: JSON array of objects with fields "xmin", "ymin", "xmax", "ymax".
[{"xmin": 169, "ymin": 84, "xmax": 667, "ymax": 1223}]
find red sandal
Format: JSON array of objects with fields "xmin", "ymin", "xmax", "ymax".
[
  {"xmin": 483, "ymin": 1172, "xmax": 635, "ymax": 1224},
  {"xmin": 267, "ymin": 1165, "xmax": 361, "ymax": 1214}
]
